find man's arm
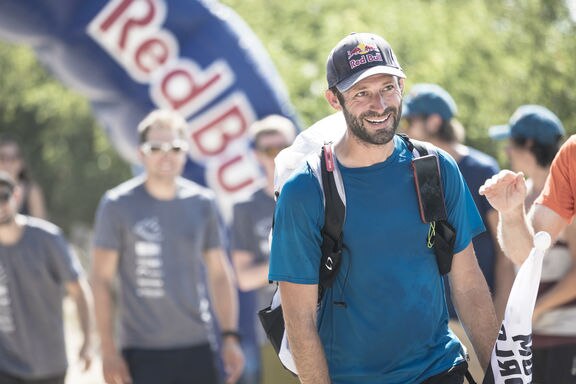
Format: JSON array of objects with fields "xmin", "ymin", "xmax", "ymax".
[
  {"xmin": 65, "ymin": 276, "xmax": 95, "ymax": 371},
  {"xmin": 485, "ymin": 210, "xmax": 515, "ymax": 323},
  {"xmin": 90, "ymin": 247, "xmax": 132, "ymax": 384},
  {"xmin": 231, "ymin": 250, "xmax": 269, "ymax": 291},
  {"xmin": 204, "ymin": 247, "xmax": 244, "ymax": 384},
  {"xmin": 481, "ymin": 171, "xmax": 570, "ymax": 265},
  {"xmin": 530, "ymin": 204, "xmax": 569, "ymax": 245},
  {"xmin": 279, "ymin": 281, "xmax": 330, "ymax": 384},
  {"xmin": 449, "ymin": 242, "xmax": 499, "ymax": 370},
  {"xmin": 480, "ymin": 170, "xmax": 533, "ymax": 265}
]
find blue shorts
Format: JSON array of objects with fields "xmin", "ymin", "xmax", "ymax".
[{"xmin": 123, "ymin": 343, "xmax": 220, "ymax": 384}]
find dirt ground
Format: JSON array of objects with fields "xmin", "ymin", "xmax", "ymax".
[
  {"xmin": 64, "ymin": 299, "xmax": 104, "ymax": 384},
  {"xmin": 62, "ymin": 299, "xmax": 297, "ymax": 384}
]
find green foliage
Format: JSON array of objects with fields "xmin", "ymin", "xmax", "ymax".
[
  {"xmin": 0, "ymin": 43, "xmax": 131, "ymax": 232},
  {"xmin": 222, "ymin": 0, "xmax": 576, "ymax": 161},
  {"xmin": 0, "ymin": 0, "xmax": 574, "ymax": 231}
]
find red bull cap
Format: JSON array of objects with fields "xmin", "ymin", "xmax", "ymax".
[{"xmin": 327, "ymin": 32, "xmax": 405, "ymax": 92}]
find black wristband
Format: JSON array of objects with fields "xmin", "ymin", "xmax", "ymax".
[{"xmin": 221, "ymin": 330, "xmax": 241, "ymax": 342}]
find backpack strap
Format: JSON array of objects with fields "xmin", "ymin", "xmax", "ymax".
[
  {"xmin": 397, "ymin": 133, "xmax": 455, "ymax": 275},
  {"xmin": 397, "ymin": 133, "xmax": 433, "ymax": 158},
  {"xmin": 318, "ymin": 144, "xmax": 345, "ymax": 300}
]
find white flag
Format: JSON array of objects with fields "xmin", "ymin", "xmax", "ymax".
[{"xmin": 483, "ymin": 231, "xmax": 551, "ymax": 384}]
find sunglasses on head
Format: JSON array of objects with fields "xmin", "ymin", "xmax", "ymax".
[
  {"xmin": 0, "ymin": 189, "xmax": 12, "ymax": 204},
  {"xmin": 256, "ymin": 145, "xmax": 288, "ymax": 158},
  {"xmin": 140, "ymin": 140, "xmax": 189, "ymax": 155}
]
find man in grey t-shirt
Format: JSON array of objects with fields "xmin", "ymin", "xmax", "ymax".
[
  {"xmin": 0, "ymin": 172, "xmax": 94, "ymax": 384},
  {"xmin": 91, "ymin": 109, "xmax": 244, "ymax": 384}
]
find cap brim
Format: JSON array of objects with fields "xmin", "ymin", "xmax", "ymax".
[
  {"xmin": 336, "ymin": 66, "xmax": 406, "ymax": 92},
  {"xmin": 488, "ymin": 125, "xmax": 511, "ymax": 141}
]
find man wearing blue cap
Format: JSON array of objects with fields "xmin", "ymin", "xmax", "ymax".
[
  {"xmin": 269, "ymin": 33, "xmax": 498, "ymax": 384},
  {"xmin": 487, "ymin": 105, "xmax": 576, "ymax": 384},
  {"xmin": 481, "ymin": 108, "xmax": 576, "ymax": 262},
  {"xmin": 402, "ymin": 84, "xmax": 515, "ymax": 379}
]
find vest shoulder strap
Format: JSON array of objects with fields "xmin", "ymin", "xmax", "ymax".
[{"xmin": 318, "ymin": 144, "xmax": 345, "ymax": 297}]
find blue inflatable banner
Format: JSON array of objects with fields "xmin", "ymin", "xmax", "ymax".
[{"xmin": 0, "ymin": 0, "xmax": 298, "ymax": 217}]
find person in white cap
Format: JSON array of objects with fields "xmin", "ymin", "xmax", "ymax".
[
  {"xmin": 485, "ymin": 105, "xmax": 576, "ymax": 384},
  {"xmin": 269, "ymin": 32, "xmax": 498, "ymax": 384},
  {"xmin": 230, "ymin": 115, "xmax": 297, "ymax": 384}
]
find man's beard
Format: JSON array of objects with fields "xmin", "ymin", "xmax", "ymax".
[{"xmin": 342, "ymin": 104, "xmax": 402, "ymax": 146}]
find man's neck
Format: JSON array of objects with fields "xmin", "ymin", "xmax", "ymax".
[
  {"xmin": 335, "ymin": 132, "xmax": 396, "ymax": 168},
  {"xmin": 144, "ymin": 177, "xmax": 178, "ymax": 200},
  {"xmin": 0, "ymin": 215, "xmax": 24, "ymax": 246}
]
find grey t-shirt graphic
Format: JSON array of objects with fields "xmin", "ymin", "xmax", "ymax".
[
  {"xmin": 93, "ymin": 176, "xmax": 223, "ymax": 349},
  {"xmin": 0, "ymin": 217, "xmax": 83, "ymax": 379}
]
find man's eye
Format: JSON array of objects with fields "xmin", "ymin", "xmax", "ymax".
[{"xmin": 355, "ymin": 91, "xmax": 367, "ymax": 97}]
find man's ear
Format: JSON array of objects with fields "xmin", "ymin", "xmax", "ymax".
[
  {"xmin": 325, "ymin": 89, "xmax": 342, "ymax": 111},
  {"xmin": 398, "ymin": 78, "xmax": 405, "ymax": 93}
]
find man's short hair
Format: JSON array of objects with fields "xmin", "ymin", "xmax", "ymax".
[
  {"xmin": 137, "ymin": 109, "xmax": 188, "ymax": 143},
  {"xmin": 249, "ymin": 115, "xmax": 296, "ymax": 147}
]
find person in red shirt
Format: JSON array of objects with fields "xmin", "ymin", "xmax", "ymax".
[{"xmin": 480, "ymin": 133, "xmax": 576, "ymax": 264}]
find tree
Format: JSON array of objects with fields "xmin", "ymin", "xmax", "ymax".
[{"xmin": 0, "ymin": 43, "xmax": 131, "ymax": 233}]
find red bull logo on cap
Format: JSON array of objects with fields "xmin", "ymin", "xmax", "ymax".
[{"xmin": 346, "ymin": 43, "xmax": 383, "ymax": 69}]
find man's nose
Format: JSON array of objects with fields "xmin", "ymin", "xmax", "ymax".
[{"xmin": 368, "ymin": 93, "xmax": 388, "ymax": 112}]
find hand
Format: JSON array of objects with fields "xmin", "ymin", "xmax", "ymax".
[
  {"xmin": 479, "ymin": 170, "xmax": 527, "ymax": 214},
  {"xmin": 78, "ymin": 338, "xmax": 93, "ymax": 372},
  {"xmin": 102, "ymin": 352, "xmax": 132, "ymax": 384},
  {"xmin": 221, "ymin": 337, "xmax": 245, "ymax": 384}
]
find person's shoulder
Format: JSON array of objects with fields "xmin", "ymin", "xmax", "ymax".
[
  {"xmin": 462, "ymin": 146, "xmax": 500, "ymax": 171},
  {"xmin": 104, "ymin": 176, "xmax": 146, "ymax": 202},
  {"xmin": 280, "ymin": 161, "xmax": 322, "ymax": 201},
  {"xmin": 233, "ymin": 187, "xmax": 268, "ymax": 209},
  {"xmin": 20, "ymin": 215, "xmax": 64, "ymax": 239},
  {"xmin": 562, "ymin": 135, "xmax": 576, "ymax": 152},
  {"xmin": 553, "ymin": 135, "xmax": 576, "ymax": 168},
  {"xmin": 176, "ymin": 177, "xmax": 216, "ymax": 201},
  {"xmin": 432, "ymin": 145, "xmax": 459, "ymax": 169}
]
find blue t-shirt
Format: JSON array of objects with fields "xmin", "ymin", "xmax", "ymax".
[
  {"xmin": 444, "ymin": 148, "xmax": 500, "ymax": 318},
  {"xmin": 269, "ymin": 136, "xmax": 485, "ymax": 384}
]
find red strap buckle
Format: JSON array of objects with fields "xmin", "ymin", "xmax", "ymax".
[{"xmin": 323, "ymin": 144, "xmax": 335, "ymax": 172}]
